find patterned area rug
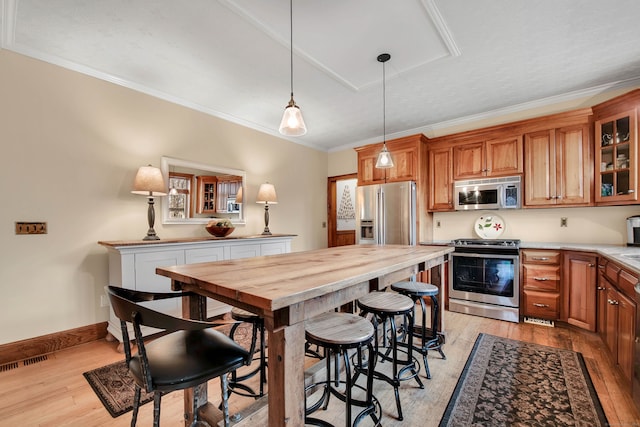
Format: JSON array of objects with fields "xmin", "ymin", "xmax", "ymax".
[
  {"xmin": 84, "ymin": 322, "xmax": 255, "ymax": 417},
  {"xmin": 439, "ymin": 333, "xmax": 608, "ymax": 426}
]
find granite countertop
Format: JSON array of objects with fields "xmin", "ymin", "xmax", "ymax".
[{"xmin": 421, "ymin": 240, "xmax": 640, "ymax": 276}]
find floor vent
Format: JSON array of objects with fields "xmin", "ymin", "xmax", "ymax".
[
  {"xmin": 23, "ymin": 355, "xmax": 48, "ymax": 366},
  {"xmin": 0, "ymin": 362, "xmax": 19, "ymax": 373},
  {"xmin": 524, "ymin": 316, "xmax": 555, "ymax": 327}
]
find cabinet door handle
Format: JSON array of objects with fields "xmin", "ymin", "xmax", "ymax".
[
  {"xmin": 597, "ymin": 287, "xmax": 606, "ymax": 291},
  {"xmin": 531, "ymin": 257, "xmax": 550, "ymax": 261},
  {"xmin": 607, "ymin": 299, "xmax": 619, "ymax": 305},
  {"xmin": 588, "ymin": 263, "xmax": 595, "ymax": 267},
  {"xmin": 534, "ymin": 277, "xmax": 549, "ymax": 281},
  {"xmin": 533, "ymin": 303, "xmax": 549, "ymax": 308}
]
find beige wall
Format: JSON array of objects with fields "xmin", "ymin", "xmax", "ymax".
[{"xmin": 0, "ymin": 50, "xmax": 328, "ymax": 344}]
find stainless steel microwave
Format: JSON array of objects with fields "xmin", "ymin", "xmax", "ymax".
[{"xmin": 454, "ymin": 176, "xmax": 521, "ymax": 210}]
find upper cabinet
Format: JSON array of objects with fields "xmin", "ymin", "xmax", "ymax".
[
  {"xmin": 594, "ymin": 109, "xmax": 638, "ymax": 204},
  {"xmin": 592, "ymin": 90, "xmax": 640, "ymax": 205},
  {"xmin": 355, "ymin": 135, "xmax": 426, "ymax": 186},
  {"xmin": 524, "ymin": 124, "xmax": 591, "ymax": 207},
  {"xmin": 453, "ymin": 136, "xmax": 523, "ymax": 180},
  {"xmin": 428, "ymin": 146, "xmax": 453, "ymax": 211},
  {"xmin": 196, "ymin": 175, "xmax": 217, "ymax": 214}
]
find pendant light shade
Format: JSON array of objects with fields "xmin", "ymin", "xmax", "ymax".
[
  {"xmin": 375, "ymin": 53, "xmax": 394, "ymax": 169},
  {"xmin": 279, "ymin": 0, "xmax": 307, "ymax": 136}
]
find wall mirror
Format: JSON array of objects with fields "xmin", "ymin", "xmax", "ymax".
[{"xmin": 160, "ymin": 156, "xmax": 246, "ymax": 225}]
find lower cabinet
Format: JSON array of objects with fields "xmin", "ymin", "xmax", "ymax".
[
  {"xmin": 521, "ymin": 249, "xmax": 561, "ymax": 320},
  {"xmin": 100, "ymin": 236, "xmax": 294, "ymax": 344},
  {"xmin": 562, "ymin": 251, "xmax": 597, "ymax": 331},
  {"xmin": 598, "ymin": 258, "xmax": 637, "ymax": 384}
]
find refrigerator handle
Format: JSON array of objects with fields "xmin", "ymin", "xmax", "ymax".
[{"xmin": 379, "ymin": 188, "xmax": 385, "ymax": 244}]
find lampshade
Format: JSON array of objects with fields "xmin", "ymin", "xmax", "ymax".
[
  {"xmin": 131, "ymin": 165, "xmax": 167, "ymax": 196},
  {"xmin": 256, "ymin": 183, "xmax": 278, "ymax": 204},
  {"xmin": 278, "ymin": 0, "xmax": 307, "ymax": 137},
  {"xmin": 235, "ymin": 186, "xmax": 243, "ymax": 204},
  {"xmin": 279, "ymin": 99, "xmax": 307, "ymax": 136},
  {"xmin": 375, "ymin": 53, "xmax": 394, "ymax": 169},
  {"xmin": 375, "ymin": 144, "xmax": 394, "ymax": 168}
]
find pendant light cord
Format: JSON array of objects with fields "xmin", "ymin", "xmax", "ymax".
[
  {"xmin": 289, "ymin": 0, "xmax": 294, "ymax": 97},
  {"xmin": 382, "ymin": 58, "xmax": 386, "ymax": 145}
]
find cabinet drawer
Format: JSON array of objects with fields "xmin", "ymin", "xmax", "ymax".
[
  {"xmin": 523, "ymin": 290, "xmax": 560, "ymax": 319},
  {"xmin": 522, "ymin": 264, "xmax": 560, "ymax": 291},
  {"xmin": 618, "ymin": 268, "xmax": 639, "ymax": 298},
  {"xmin": 521, "ymin": 250, "xmax": 561, "ymax": 265},
  {"xmin": 605, "ymin": 262, "xmax": 621, "ymax": 283}
]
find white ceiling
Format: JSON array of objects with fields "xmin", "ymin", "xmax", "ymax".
[{"xmin": 3, "ymin": 0, "xmax": 640, "ymax": 152}]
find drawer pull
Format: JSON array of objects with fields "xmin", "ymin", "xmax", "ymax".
[
  {"xmin": 533, "ymin": 277, "xmax": 549, "ymax": 281},
  {"xmin": 607, "ymin": 299, "xmax": 619, "ymax": 305},
  {"xmin": 531, "ymin": 257, "xmax": 550, "ymax": 261},
  {"xmin": 597, "ymin": 287, "xmax": 606, "ymax": 291},
  {"xmin": 532, "ymin": 303, "xmax": 550, "ymax": 308}
]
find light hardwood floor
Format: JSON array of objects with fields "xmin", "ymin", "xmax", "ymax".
[{"xmin": 1, "ymin": 310, "xmax": 639, "ymax": 426}]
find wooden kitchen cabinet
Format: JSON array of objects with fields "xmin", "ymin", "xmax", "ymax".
[
  {"xmin": 593, "ymin": 90, "xmax": 640, "ymax": 206},
  {"xmin": 355, "ymin": 134, "xmax": 425, "ymax": 185},
  {"xmin": 452, "ymin": 135, "xmax": 522, "ymax": 180},
  {"xmin": 595, "ymin": 110, "xmax": 637, "ymax": 203},
  {"xmin": 196, "ymin": 175, "xmax": 217, "ymax": 213},
  {"xmin": 562, "ymin": 251, "xmax": 597, "ymax": 331},
  {"xmin": 597, "ymin": 258, "xmax": 637, "ymax": 385},
  {"xmin": 428, "ymin": 146, "xmax": 453, "ymax": 211},
  {"xmin": 521, "ymin": 249, "xmax": 561, "ymax": 320},
  {"xmin": 524, "ymin": 124, "xmax": 591, "ymax": 207}
]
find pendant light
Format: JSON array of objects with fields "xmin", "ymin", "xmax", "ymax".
[
  {"xmin": 279, "ymin": 0, "xmax": 307, "ymax": 136},
  {"xmin": 375, "ymin": 53, "xmax": 394, "ymax": 169}
]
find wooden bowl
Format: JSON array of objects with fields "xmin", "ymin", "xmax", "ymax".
[{"xmin": 205, "ymin": 225, "xmax": 235, "ymax": 237}]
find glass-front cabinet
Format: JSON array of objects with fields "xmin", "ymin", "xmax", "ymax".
[{"xmin": 595, "ymin": 109, "xmax": 637, "ymax": 203}]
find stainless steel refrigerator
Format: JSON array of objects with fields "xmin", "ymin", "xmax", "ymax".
[{"xmin": 356, "ymin": 181, "xmax": 416, "ymax": 245}]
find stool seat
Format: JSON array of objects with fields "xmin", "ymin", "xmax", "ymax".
[
  {"xmin": 306, "ymin": 312, "xmax": 374, "ymax": 348},
  {"xmin": 231, "ymin": 307, "xmax": 260, "ymax": 322},
  {"xmin": 357, "ymin": 292, "xmax": 414, "ymax": 314},
  {"xmin": 391, "ymin": 281, "xmax": 438, "ymax": 297}
]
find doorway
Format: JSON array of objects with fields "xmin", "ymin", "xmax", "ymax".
[{"xmin": 327, "ymin": 174, "xmax": 357, "ymax": 247}]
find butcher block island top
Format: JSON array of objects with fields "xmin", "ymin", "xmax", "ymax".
[
  {"xmin": 156, "ymin": 244, "xmax": 453, "ymax": 427},
  {"xmin": 156, "ymin": 244, "xmax": 453, "ymax": 314}
]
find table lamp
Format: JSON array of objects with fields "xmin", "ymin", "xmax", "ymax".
[
  {"xmin": 131, "ymin": 165, "xmax": 167, "ymax": 240},
  {"xmin": 256, "ymin": 183, "xmax": 277, "ymax": 235}
]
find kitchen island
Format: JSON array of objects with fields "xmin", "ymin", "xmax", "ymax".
[{"xmin": 156, "ymin": 244, "xmax": 453, "ymax": 427}]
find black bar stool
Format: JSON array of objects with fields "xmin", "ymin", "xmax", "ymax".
[
  {"xmin": 227, "ymin": 307, "xmax": 268, "ymax": 398},
  {"xmin": 391, "ymin": 281, "xmax": 446, "ymax": 379},
  {"xmin": 356, "ymin": 291, "xmax": 424, "ymax": 421},
  {"xmin": 305, "ymin": 312, "xmax": 381, "ymax": 427}
]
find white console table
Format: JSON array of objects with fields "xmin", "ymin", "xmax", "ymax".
[{"xmin": 98, "ymin": 234, "xmax": 295, "ymax": 345}]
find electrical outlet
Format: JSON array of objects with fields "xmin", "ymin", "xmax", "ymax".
[
  {"xmin": 322, "ymin": 222, "xmax": 326, "ymax": 228},
  {"xmin": 436, "ymin": 220, "xmax": 441, "ymax": 228},
  {"xmin": 15, "ymin": 222, "xmax": 47, "ymax": 235},
  {"xmin": 100, "ymin": 295, "xmax": 109, "ymax": 307},
  {"xmin": 560, "ymin": 217, "xmax": 568, "ymax": 227}
]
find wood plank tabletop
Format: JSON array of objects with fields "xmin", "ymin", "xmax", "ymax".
[{"xmin": 156, "ymin": 244, "xmax": 453, "ymax": 312}]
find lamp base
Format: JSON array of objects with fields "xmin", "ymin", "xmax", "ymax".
[
  {"xmin": 261, "ymin": 229, "xmax": 272, "ymax": 236},
  {"xmin": 143, "ymin": 232, "xmax": 160, "ymax": 241}
]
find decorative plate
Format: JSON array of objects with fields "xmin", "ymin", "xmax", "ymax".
[{"xmin": 474, "ymin": 214, "xmax": 505, "ymax": 239}]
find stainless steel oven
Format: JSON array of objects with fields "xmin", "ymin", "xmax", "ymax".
[{"xmin": 449, "ymin": 238, "xmax": 520, "ymax": 323}]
